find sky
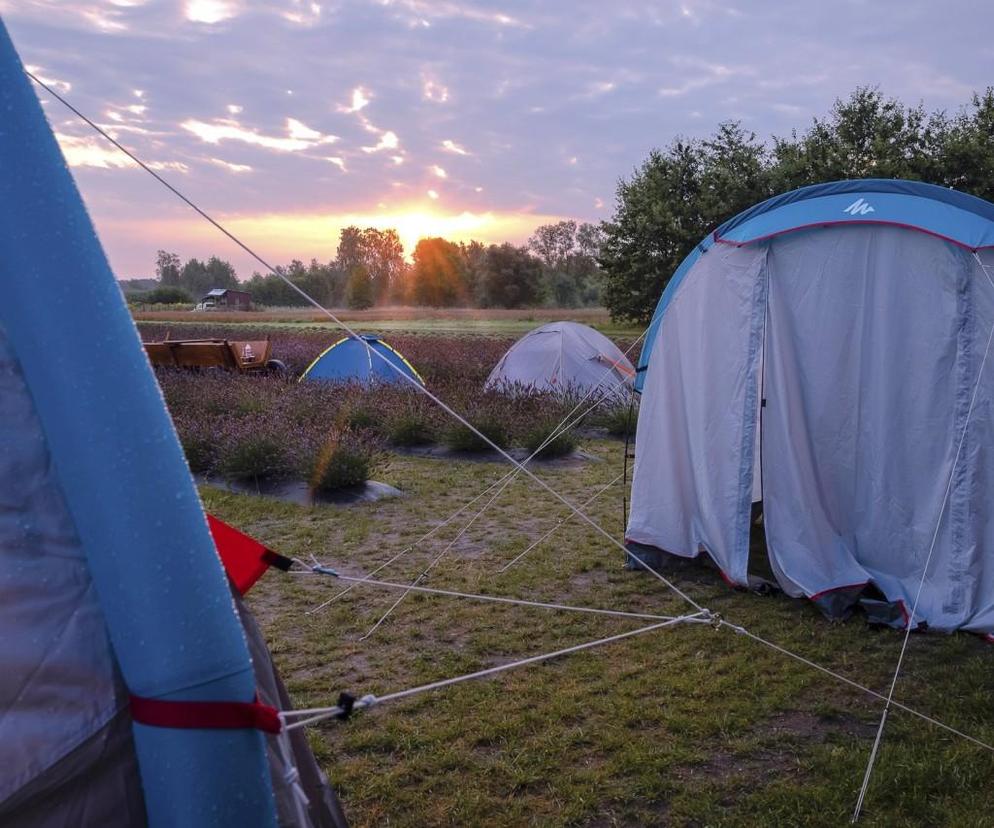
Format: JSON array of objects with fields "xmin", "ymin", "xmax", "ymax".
[{"xmin": 2, "ymin": 1, "xmax": 992, "ymax": 279}]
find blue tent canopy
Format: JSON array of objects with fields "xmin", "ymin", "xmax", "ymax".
[
  {"xmin": 301, "ymin": 334, "xmax": 424, "ymax": 386},
  {"xmin": 636, "ymin": 179, "xmax": 994, "ymax": 391}
]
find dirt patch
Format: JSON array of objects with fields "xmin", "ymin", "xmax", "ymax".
[
  {"xmin": 674, "ymin": 709, "xmax": 876, "ymax": 784},
  {"xmin": 395, "ymin": 445, "xmax": 603, "ymax": 466},
  {"xmin": 197, "ymin": 475, "xmax": 403, "ymax": 506}
]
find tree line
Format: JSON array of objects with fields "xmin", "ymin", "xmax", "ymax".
[
  {"xmin": 128, "ymin": 86, "xmax": 994, "ymax": 318},
  {"xmin": 133, "ymin": 220, "xmax": 606, "ymax": 310},
  {"xmin": 599, "ymin": 86, "xmax": 994, "ymax": 323}
]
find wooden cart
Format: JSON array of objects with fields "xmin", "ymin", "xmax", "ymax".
[{"xmin": 144, "ymin": 336, "xmax": 285, "ymax": 373}]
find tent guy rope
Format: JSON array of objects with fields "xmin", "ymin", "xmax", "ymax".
[
  {"xmin": 30, "ymin": 71, "xmax": 994, "ymax": 808},
  {"xmin": 306, "ymin": 338, "xmax": 643, "ymax": 617},
  {"xmin": 280, "ymin": 613, "xmax": 709, "ymax": 731}
]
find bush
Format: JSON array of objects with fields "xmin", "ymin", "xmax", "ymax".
[
  {"xmin": 308, "ymin": 430, "xmax": 380, "ymax": 491},
  {"xmin": 218, "ymin": 427, "xmax": 294, "ymax": 483},
  {"xmin": 594, "ymin": 400, "xmax": 638, "ymax": 437},
  {"xmin": 176, "ymin": 418, "xmax": 220, "ymax": 474},
  {"xmin": 524, "ymin": 423, "xmax": 578, "ymax": 459},
  {"xmin": 141, "ymin": 286, "xmax": 193, "ymax": 305},
  {"xmin": 345, "ymin": 404, "xmax": 380, "ymax": 433},
  {"xmin": 444, "ymin": 416, "xmax": 509, "ymax": 452},
  {"xmin": 386, "ymin": 412, "xmax": 435, "ymax": 446}
]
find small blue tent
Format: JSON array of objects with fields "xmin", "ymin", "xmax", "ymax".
[
  {"xmin": 301, "ymin": 334, "xmax": 424, "ymax": 386},
  {"xmin": 628, "ymin": 179, "xmax": 994, "ymax": 634}
]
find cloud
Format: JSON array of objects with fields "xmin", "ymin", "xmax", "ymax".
[
  {"xmin": 422, "ymin": 78, "xmax": 449, "ymax": 103},
  {"xmin": 362, "ymin": 130, "xmax": 400, "ymax": 153},
  {"xmin": 55, "ymin": 132, "xmax": 136, "ymax": 169},
  {"xmin": 429, "ymin": 165, "xmax": 447, "ymax": 178},
  {"xmin": 338, "ymin": 87, "xmax": 371, "ymax": 114},
  {"xmin": 184, "ymin": 0, "xmax": 240, "ymax": 24},
  {"xmin": 378, "ymin": 0, "xmax": 529, "ymax": 29},
  {"xmin": 441, "ymin": 139, "xmax": 469, "ymax": 155},
  {"xmin": 25, "ymin": 64, "xmax": 71, "ymax": 93},
  {"xmin": 210, "ymin": 158, "xmax": 253, "ymax": 173},
  {"xmin": 181, "ymin": 117, "xmax": 338, "ymax": 152}
]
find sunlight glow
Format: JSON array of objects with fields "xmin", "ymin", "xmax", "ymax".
[{"xmin": 117, "ymin": 204, "xmax": 566, "ymax": 270}]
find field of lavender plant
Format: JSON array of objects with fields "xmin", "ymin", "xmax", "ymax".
[{"xmin": 140, "ymin": 323, "xmax": 640, "ymax": 491}]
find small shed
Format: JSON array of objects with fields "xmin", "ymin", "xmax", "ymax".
[{"xmin": 202, "ymin": 288, "xmax": 252, "ymax": 310}]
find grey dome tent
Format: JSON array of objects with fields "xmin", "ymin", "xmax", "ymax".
[
  {"xmin": 485, "ymin": 321, "xmax": 634, "ymax": 397},
  {"xmin": 627, "ymin": 179, "xmax": 994, "ymax": 634}
]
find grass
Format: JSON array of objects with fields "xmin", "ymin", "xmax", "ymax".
[
  {"xmin": 199, "ymin": 438, "xmax": 994, "ymax": 827},
  {"xmin": 133, "ymin": 306, "xmax": 644, "ymax": 338}
]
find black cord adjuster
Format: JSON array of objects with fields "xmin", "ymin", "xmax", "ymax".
[{"xmin": 335, "ymin": 692, "xmax": 356, "ymax": 720}]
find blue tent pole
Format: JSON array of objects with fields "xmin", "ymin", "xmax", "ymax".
[{"xmin": 0, "ymin": 20, "xmax": 276, "ymax": 827}]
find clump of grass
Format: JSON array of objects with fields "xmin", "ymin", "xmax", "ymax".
[
  {"xmin": 217, "ymin": 423, "xmax": 295, "ymax": 484},
  {"xmin": 386, "ymin": 412, "xmax": 436, "ymax": 446},
  {"xmin": 444, "ymin": 416, "xmax": 509, "ymax": 452},
  {"xmin": 524, "ymin": 423, "xmax": 578, "ymax": 459},
  {"xmin": 308, "ymin": 429, "xmax": 382, "ymax": 491},
  {"xmin": 178, "ymin": 426, "xmax": 220, "ymax": 475},
  {"xmin": 346, "ymin": 406, "xmax": 377, "ymax": 431},
  {"xmin": 594, "ymin": 399, "xmax": 639, "ymax": 437}
]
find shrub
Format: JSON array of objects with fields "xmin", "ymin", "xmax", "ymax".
[
  {"xmin": 344, "ymin": 401, "xmax": 381, "ymax": 433},
  {"xmin": 176, "ymin": 418, "xmax": 220, "ymax": 474},
  {"xmin": 218, "ymin": 426, "xmax": 294, "ymax": 484},
  {"xmin": 386, "ymin": 412, "xmax": 435, "ymax": 446},
  {"xmin": 444, "ymin": 416, "xmax": 509, "ymax": 452},
  {"xmin": 594, "ymin": 400, "xmax": 638, "ymax": 437},
  {"xmin": 524, "ymin": 423, "xmax": 578, "ymax": 459},
  {"xmin": 308, "ymin": 430, "xmax": 381, "ymax": 491}
]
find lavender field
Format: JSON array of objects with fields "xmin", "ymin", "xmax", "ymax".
[{"xmin": 139, "ymin": 324, "xmax": 640, "ymax": 490}]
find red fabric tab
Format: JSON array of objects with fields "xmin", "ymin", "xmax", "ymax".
[
  {"xmin": 130, "ymin": 693, "xmax": 282, "ymax": 734},
  {"xmin": 207, "ymin": 514, "xmax": 274, "ymax": 594}
]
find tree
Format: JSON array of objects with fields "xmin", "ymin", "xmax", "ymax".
[
  {"xmin": 528, "ymin": 220, "xmax": 607, "ymax": 307},
  {"xmin": 771, "ymin": 86, "xmax": 936, "ymax": 190},
  {"xmin": 410, "ymin": 237, "xmax": 467, "ymax": 306},
  {"xmin": 935, "ymin": 88, "xmax": 994, "ymax": 201},
  {"xmin": 600, "ymin": 122, "xmax": 770, "ymax": 323},
  {"xmin": 345, "ymin": 264, "xmax": 374, "ymax": 309},
  {"xmin": 155, "ymin": 250, "xmax": 181, "ymax": 287},
  {"xmin": 335, "ymin": 226, "xmax": 405, "ymax": 304},
  {"xmin": 142, "ymin": 285, "xmax": 192, "ymax": 305},
  {"xmin": 480, "ymin": 244, "xmax": 545, "ymax": 308}
]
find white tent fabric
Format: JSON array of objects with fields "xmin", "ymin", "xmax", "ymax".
[
  {"xmin": 485, "ymin": 322, "xmax": 635, "ymax": 397},
  {"xmin": 629, "ymin": 225, "xmax": 994, "ymax": 633}
]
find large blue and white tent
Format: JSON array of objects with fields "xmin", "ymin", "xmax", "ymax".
[{"xmin": 627, "ymin": 179, "xmax": 994, "ymax": 634}]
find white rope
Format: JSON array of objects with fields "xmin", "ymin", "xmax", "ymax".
[
  {"xmin": 296, "ymin": 568, "xmax": 683, "ymax": 622},
  {"xmin": 852, "ymin": 252, "xmax": 994, "ymax": 822},
  {"xmin": 305, "ymin": 335, "xmax": 644, "ymax": 617},
  {"xmin": 280, "ymin": 613, "xmax": 706, "ymax": 730},
  {"xmin": 722, "ymin": 620, "xmax": 994, "ymax": 754},
  {"xmin": 497, "ymin": 471, "xmax": 624, "ymax": 573},
  {"xmin": 42, "ymin": 73, "xmax": 994, "ymax": 787},
  {"xmin": 357, "ymin": 368, "xmax": 644, "ymax": 637}
]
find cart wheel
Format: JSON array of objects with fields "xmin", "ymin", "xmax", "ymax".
[{"xmin": 265, "ymin": 358, "xmax": 289, "ymax": 374}]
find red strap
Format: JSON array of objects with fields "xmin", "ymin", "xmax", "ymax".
[{"xmin": 130, "ymin": 693, "xmax": 282, "ymax": 734}]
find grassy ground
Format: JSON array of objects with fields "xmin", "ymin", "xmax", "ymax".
[
  {"xmin": 204, "ymin": 439, "xmax": 994, "ymax": 827},
  {"xmin": 133, "ymin": 306, "xmax": 644, "ymax": 337}
]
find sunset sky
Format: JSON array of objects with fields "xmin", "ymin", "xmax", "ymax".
[{"xmin": 2, "ymin": 1, "xmax": 991, "ymax": 278}]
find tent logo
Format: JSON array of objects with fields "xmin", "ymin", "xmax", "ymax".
[{"xmin": 843, "ymin": 198, "xmax": 875, "ymax": 216}]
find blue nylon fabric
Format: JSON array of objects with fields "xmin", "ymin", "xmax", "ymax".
[
  {"xmin": 304, "ymin": 335, "xmax": 422, "ymax": 384},
  {"xmin": 636, "ymin": 180, "xmax": 994, "ymax": 390},
  {"xmin": 634, "ymin": 237, "xmax": 713, "ymax": 392},
  {"xmin": 0, "ymin": 22, "xmax": 276, "ymax": 827}
]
